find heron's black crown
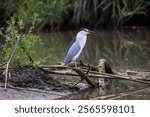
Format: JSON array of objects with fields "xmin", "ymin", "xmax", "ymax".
[{"xmin": 79, "ymin": 28, "xmax": 90, "ymax": 32}]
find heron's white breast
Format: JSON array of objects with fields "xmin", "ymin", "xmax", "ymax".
[
  {"xmin": 72, "ymin": 32, "xmax": 87, "ymax": 60},
  {"xmin": 76, "ymin": 32, "xmax": 87, "ymax": 49}
]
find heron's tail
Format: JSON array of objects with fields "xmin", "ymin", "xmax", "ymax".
[{"xmin": 64, "ymin": 58, "xmax": 69, "ymax": 66}]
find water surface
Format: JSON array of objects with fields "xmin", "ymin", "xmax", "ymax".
[{"xmin": 37, "ymin": 28, "xmax": 150, "ymax": 99}]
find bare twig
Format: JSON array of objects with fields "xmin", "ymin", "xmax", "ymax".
[{"xmin": 4, "ymin": 35, "xmax": 21, "ymax": 89}]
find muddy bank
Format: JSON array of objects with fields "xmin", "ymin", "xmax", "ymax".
[
  {"xmin": 0, "ymin": 66, "xmax": 150, "ymax": 100},
  {"xmin": 0, "ymin": 67, "xmax": 86, "ymax": 100},
  {"xmin": 0, "ymin": 88, "xmax": 66, "ymax": 100}
]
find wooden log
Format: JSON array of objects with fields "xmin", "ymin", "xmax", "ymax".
[{"xmin": 40, "ymin": 67, "xmax": 150, "ymax": 84}]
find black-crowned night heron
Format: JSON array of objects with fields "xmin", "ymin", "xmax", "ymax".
[{"xmin": 64, "ymin": 28, "xmax": 94, "ymax": 66}]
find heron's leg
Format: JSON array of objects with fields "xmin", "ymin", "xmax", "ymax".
[{"xmin": 75, "ymin": 61, "xmax": 77, "ymax": 67}]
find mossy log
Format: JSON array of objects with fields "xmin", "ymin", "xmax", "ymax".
[{"xmin": 72, "ymin": 68, "xmax": 96, "ymax": 88}]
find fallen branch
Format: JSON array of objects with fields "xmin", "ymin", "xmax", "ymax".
[
  {"xmin": 38, "ymin": 65, "xmax": 68, "ymax": 69},
  {"xmin": 40, "ymin": 67, "xmax": 150, "ymax": 85},
  {"xmin": 73, "ymin": 68, "xmax": 95, "ymax": 88}
]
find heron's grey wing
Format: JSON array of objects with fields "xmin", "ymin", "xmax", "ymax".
[
  {"xmin": 64, "ymin": 40, "xmax": 81, "ymax": 65},
  {"xmin": 65, "ymin": 37, "xmax": 76, "ymax": 56}
]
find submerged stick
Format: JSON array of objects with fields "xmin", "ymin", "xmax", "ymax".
[
  {"xmin": 108, "ymin": 86, "xmax": 150, "ymax": 100},
  {"xmin": 92, "ymin": 86, "xmax": 150, "ymax": 100},
  {"xmin": 4, "ymin": 36, "xmax": 21, "ymax": 89}
]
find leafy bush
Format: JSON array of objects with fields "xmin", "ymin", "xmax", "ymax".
[{"xmin": 0, "ymin": 13, "xmax": 42, "ymax": 66}]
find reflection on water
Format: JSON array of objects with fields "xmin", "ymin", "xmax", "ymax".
[
  {"xmin": 59, "ymin": 80, "xmax": 150, "ymax": 100},
  {"xmin": 37, "ymin": 28, "xmax": 150, "ymax": 99}
]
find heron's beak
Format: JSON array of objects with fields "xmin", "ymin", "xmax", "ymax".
[
  {"xmin": 88, "ymin": 30, "xmax": 95, "ymax": 34},
  {"xmin": 90, "ymin": 30, "xmax": 95, "ymax": 33}
]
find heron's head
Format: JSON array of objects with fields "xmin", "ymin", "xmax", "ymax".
[{"xmin": 79, "ymin": 28, "xmax": 94, "ymax": 35}]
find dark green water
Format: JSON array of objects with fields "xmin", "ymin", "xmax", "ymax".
[{"xmin": 37, "ymin": 28, "xmax": 150, "ymax": 99}]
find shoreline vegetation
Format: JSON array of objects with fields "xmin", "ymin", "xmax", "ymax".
[
  {"xmin": 0, "ymin": 0, "xmax": 150, "ymax": 31},
  {"xmin": 0, "ymin": 0, "xmax": 150, "ymax": 99}
]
